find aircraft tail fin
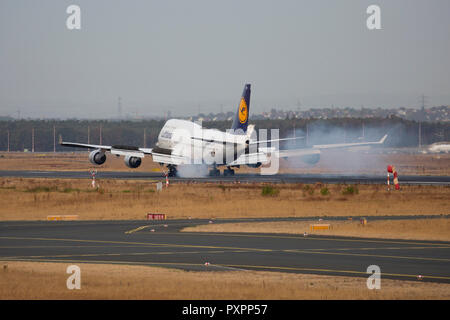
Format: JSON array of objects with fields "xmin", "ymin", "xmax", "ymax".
[{"xmin": 231, "ymin": 84, "xmax": 251, "ymax": 134}]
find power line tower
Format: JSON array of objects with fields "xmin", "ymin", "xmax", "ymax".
[
  {"xmin": 361, "ymin": 120, "xmax": 365, "ymax": 141},
  {"xmin": 305, "ymin": 122, "xmax": 309, "ymax": 146},
  {"xmin": 118, "ymin": 97, "xmax": 122, "ymax": 120},
  {"xmin": 143, "ymin": 128, "xmax": 146, "ymax": 148},
  {"xmin": 53, "ymin": 125, "xmax": 56, "ymax": 153},
  {"xmin": 418, "ymin": 94, "xmax": 428, "ymax": 149},
  {"xmin": 87, "ymin": 125, "xmax": 91, "ymax": 152},
  {"xmin": 31, "ymin": 128, "xmax": 35, "ymax": 153}
]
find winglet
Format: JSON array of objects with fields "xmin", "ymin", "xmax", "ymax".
[
  {"xmin": 380, "ymin": 134, "xmax": 388, "ymax": 144},
  {"xmin": 58, "ymin": 134, "xmax": 63, "ymax": 145}
]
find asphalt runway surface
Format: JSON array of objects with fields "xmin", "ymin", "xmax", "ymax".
[
  {"xmin": 1, "ymin": 170, "xmax": 449, "ymax": 185},
  {"xmin": 1, "ymin": 217, "xmax": 449, "ymax": 283}
]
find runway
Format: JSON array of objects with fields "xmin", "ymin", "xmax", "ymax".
[
  {"xmin": 1, "ymin": 217, "xmax": 449, "ymax": 283},
  {"xmin": 0, "ymin": 170, "xmax": 449, "ymax": 185}
]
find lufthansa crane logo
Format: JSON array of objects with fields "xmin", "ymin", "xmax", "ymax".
[{"xmin": 239, "ymin": 98, "xmax": 248, "ymax": 124}]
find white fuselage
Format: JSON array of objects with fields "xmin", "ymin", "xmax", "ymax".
[{"xmin": 155, "ymin": 119, "xmax": 249, "ymax": 166}]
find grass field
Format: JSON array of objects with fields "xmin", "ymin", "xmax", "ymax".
[
  {"xmin": 1, "ymin": 261, "xmax": 449, "ymax": 299},
  {"xmin": 0, "ymin": 152, "xmax": 448, "ymax": 300},
  {"xmin": 0, "ymin": 178, "xmax": 448, "ymax": 220},
  {"xmin": 182, "ymin": 218, "xmax": 450, "ymax": 242}
]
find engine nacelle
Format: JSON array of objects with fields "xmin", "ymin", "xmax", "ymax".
[
  {"xmin": 247, "ymin": 163, "xmax": 262, "ymax": 168},
  {"xmin": 124, "ymin": 155, "xmax": 142, "ymax": 168},
  {"xmin": 301, "ymin": 153, "xmax": 320, "ymax": 165},
  {"xmin": 89, "ymin": 149, "xmax": 106, "ymax": 165}
]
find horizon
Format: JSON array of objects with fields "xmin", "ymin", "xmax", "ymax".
[{"xmin": 0, "ymin": 104, "xmax": 448, "ymax": 122}]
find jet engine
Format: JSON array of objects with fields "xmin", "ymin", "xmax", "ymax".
[
  {"xmin": 89, "ymin": 149, "xmax": 106, "ymax": 165},
  {"xmin": 301, "ymin": 153, "xmax": 320, "ymax": 165},
  {"xmin": 124, "ymin": 155, "xmax": 142, "ymax": 168}
]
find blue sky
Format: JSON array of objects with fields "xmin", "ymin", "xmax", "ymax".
[{"xmin": 1, "ymin": 0, "xmax": 449, "ymax": 118}]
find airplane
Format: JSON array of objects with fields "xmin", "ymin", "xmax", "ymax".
[
  {"xmin": 427, "ymin": 142, "xmax": 450, "ymax": 154},
  {"xmin": 60, "ymin": 84, "xmax": 387, "ymax": 176}
]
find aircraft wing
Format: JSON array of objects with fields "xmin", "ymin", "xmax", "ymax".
[
  {"xmin": 228, "ymin": 152, "xmax": 270, "ymax": 166},
  {"xmin": 61, "ymin": 139, "xmax": 192, "ymax": 166},
  {"xmin": 60, "ymin": 141, "xmax": 112, "ymax": 150},
  {"xmin": 275, "ymin": 148, "xmax": 321, "ymax": 158},
  {"xmin": 60, "ymin": 140, "xmax": 153, "ymax": 157},
  {"xmin": 151, "ymin": 152, "xmax": 189, "ymax": 165},
  {"xmin": 310, "ymin": 134, "xmax": 387, "ymax": 150},
  {"xmin": 248, "ymin": 136, "xmax": 305, "ymax": 145},
  {"xmin": 274, "ymin": 134, "xmax": 387, "ymax": 158}
]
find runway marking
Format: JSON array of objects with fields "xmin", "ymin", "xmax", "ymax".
[
  {"xmin": 0, "ymin": 236, "xmax": 194, "ymax": 247},
  {"xmin": 1, "ymin": 258, "xmax": 449, "ymax": 281},
  {"xmin": 1, "ymin": 249, "xmax": 249, "ymax": 260},
  {"xmin": 284, "ymin": 249, "xmax": 450, "ymax": 262},
  {"xmin": 167, "ymin": 232, "xmax": 450, "ymax": 247},
  {"xmin": 0, "ymin": 236, "xmax": 274, "ymax": 253},
  {"xmin": 0, "ymin": 245, "xmax": 152, "ymax": 249},
  {"xmin": 1, "ymin": 236, "xmax": 449, "ymax": 261},
  {"xmin": 302, "ymin": 246, "xmax": 450, "ymax": 251},
  {"xmin": 220, "ymin": 264, "xmax": 450, "ymax": 281},
  {"xmin": 2, "ymin": 236, "xmax": 449, "ymax": 266},
  {"xmin": 0, "ymin": 258, "xmax": 207, "ymax": 269},
  {"xmin": 123, "ymin": 222, "xmax": 223, "ymax": 234},
  {"xmin": 4, "ymin": 245, "xmax": 447, "ymax": 263},
  {"xmin": 125, "ymin": 225, "xmax": 151, "ymax": 234},
  {"xmin": 2, "ymin": 237, "xmax": 449, "ymax": 278},
  {"xmin": 208, "ymin": 264, "xmax": 251, "ymax": 272}
]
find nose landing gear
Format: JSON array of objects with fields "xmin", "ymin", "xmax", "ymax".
[{"xmin": 223, "ymin": 168, "xmax": 235, "ymax": 176}]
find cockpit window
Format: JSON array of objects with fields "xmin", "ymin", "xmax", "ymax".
[{"xmin": 160, "ymin": 131, "xmax": 172, "ymax": 139}]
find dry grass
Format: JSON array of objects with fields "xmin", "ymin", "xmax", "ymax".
[
  {"xmin": 1, "ymin": 151, "xmax": 449, "ymax": 175},
  {"xmin": 1, "ymin": 261, "xmax": 449, "ymax": 299},
  {"xmin": 0, "ymin": 178, "xmax": 448, "ymax": 220},
  {"xmin": 1, "ymin": 153, "xmax": 447, "ymax": 300},
  {"xmin": 182, "ymin": 218, "xmax": 450, "ymax": 242}
]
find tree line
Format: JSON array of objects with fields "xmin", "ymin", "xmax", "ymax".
[{"xmin": 0, "ymin": 117, "xmax": 448, "ymax": 152}]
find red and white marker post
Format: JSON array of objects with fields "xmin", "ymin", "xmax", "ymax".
[
  {"xmin": 387, "ymin": 165, "xmax": 400, "ymax": 190},
  {"xmin": 387, "ymin": 171, "xmax": 390, "ymax": 191},
  {"xmin": 90, "ymin": 169, "xmax": 97, "ymax": 188}
]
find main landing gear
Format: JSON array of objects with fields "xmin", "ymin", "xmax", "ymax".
[
  {"xmin": 209, "ymin": 168, "xmax": 220, "ymax": 176},
  {"xmin": 167, "ymin": 165, "xmax": 178, "ymax": 177},
  {"xmin": 208, "ymin": 167, "xmax": 235, "ymax": 176}
]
